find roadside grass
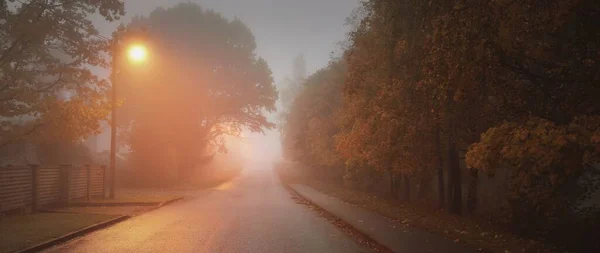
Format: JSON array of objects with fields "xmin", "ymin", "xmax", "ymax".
[
  {"xmin": 49, "ymin": 205, "xmax": 158, "ymax": 216},
  {"xmin": 72, "ymin": 191, "xmax": 178, "ymax": 204},
  {"xmin": 0, "ymin": 213, "xmax": 117, "ymax": 253},
  {"xmin": 276, "ymin": 163, "xmax": 557, "ymax": 253}
]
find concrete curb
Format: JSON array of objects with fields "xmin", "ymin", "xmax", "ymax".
[
  {"xmin": 158, "ymin": 197, "xmax": 184, "ymax": 207},
  {"xmin": 16, "ymin": 215, "xmax": 130, "ymax": 253},
  {"xmin": 135, "ymin": 196, "xmax": 185, "ymax": 214},
  {"xmin": 68, "ymin": 202, "xmax": 159, "ymax": 207},
  {"xmin": 41, "ymin": 197, "xmax": 184, "ymax": 215},
  {"xmin": 282, "ymin": 182, "xmax": 394, "ymax": 253},
  {"xmin": 286, "ymin": 183, "xmax": 479, "ymax": 253},
  {"xmin": 68, "ymin": 196, "xmax": 185, "ymax": 208}
]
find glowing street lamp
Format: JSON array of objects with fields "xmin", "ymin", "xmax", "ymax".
[{"xmin": 127, "ymin": 44, "xmax": 149, "ymax": 64}]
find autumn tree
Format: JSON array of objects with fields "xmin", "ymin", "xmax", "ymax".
[
  {"xmin": 336, "ymin": 0, "xmax": 444, "ymax": 201},
  {"xmin": 464, "ymin": 0, "xmax": 600, "ymax": 247},
  {"xmin": 281, "ymin": 60, "xmax": 346, "ymax": 179},
  {"xmin": 0, "ymin": 0, "xmax": 124, "ymax": 150},
  {"xmin": 279, "ymin": 53, "xmax": 308, "ymax": 160},
  {"xmin": 120, "ymin": 3, "xmax": 277, "ymax": 183},
  {"xmin": 279, "ymin": 53, "xmax": 307, "ymax": 111},
  {"xmin": 282, "ymin": 0, "xmax": 599, "ymax": 249}
]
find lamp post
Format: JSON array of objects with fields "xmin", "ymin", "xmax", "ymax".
[{"xmin": 109, "ymin": 34, "xmax": 148, "ymax": 198}]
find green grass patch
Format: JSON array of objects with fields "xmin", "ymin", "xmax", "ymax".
[{"xmin": 0, "ymin": 213, "xmax": 117, "ymax": 253}]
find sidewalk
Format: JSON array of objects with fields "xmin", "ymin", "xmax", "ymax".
[{"xmin": 290, "ymin": 184, "xmax": 478, "ymax": 253}]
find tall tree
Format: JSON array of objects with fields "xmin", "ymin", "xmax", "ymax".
[
  {"xmin": 282, "ymin": 60, "xmax": 346, "ymax": 178},
  {"xmin": 464, "ymin": 0, "xmax": 600, "ymax": 245},
  {"xmin": 279, "ymin": 53, "xmax": 308, "ymax": 160},
  {"xmin": 121, "ymin": 3, "xmax": 277, "ymax": 183},
  {"xmin": 279, "ymin": 53, "xmax": 307, "ymax": 110},
  {"xmin": 0, "ymin": 0, "xmax": 124, "ymax": 147}
]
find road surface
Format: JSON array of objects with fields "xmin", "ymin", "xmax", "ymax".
[{"xmin": 44, "ymin": 165, "xmax": 373, "ymax": 253}]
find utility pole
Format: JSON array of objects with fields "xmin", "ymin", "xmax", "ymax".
[{"xmin": 109, "ymin": 34, "xmax": 119, "ymax": 199}]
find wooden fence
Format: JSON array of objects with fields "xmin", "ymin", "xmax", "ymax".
[{"xmin": 0, "ymin": 165, "xmax": 106, "ymax": 213}]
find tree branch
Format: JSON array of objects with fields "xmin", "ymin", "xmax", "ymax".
[
  {"xmin": 34, "ymin": 72, "xmax": 64, "ymax": 92},
  {"xmin": 0, "ymin": 124, "xmax": 43, "ymax": 148}
]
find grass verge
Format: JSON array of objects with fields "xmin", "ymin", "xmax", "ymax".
[
  {"xmin": 72, "ymin": 191, "xmax": 178, "ymax": 204},
  {"xmin": 0, "ymin": 213, "xmax": 117, "ymax": 253}
]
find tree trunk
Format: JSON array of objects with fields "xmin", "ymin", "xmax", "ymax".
[
  {"xmin": 385, "ymin": 1, "xmax": 398, "ymax": 201},
  {"xmin": 466, "ymin": 168, "xmax": 479, "ymax": 215},
  {"xmin": 389, "ymin": 171, "xmax": 397, "ymax": 199},
  {"xmin": 435, "ymin": 126, "xmax": 445, "ymax": 208},
  {"xmin": 418, "ymin": 173, "xmax": 430, "ymax": 200},
  {"xmin": 447, "ymin": 135, "xmax": 462, "ymax": 215},
  {"xmin": 446, "ymin": 87, "xmax": 462, "ymax": 215},
  {"xmin": 403, "ymin": 175, "xmax": 411, "ymax": 202}
]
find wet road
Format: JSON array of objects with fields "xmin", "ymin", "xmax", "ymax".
[{"xmin": 44, "ymin": 167, "xmax": 373, "ymax": 253}]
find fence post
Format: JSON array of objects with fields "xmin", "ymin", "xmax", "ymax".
[
  {"xmin": 85, "ymin": 164, "xmax": 91, "ymax": 201},
  {"xmin": 30, "ymin": 164, "xmax": 39, "ymax": 213},
  {"xmin": 101, "ymin": 165, "xmax": 107, "ymax": 198},
  {"xmin": 59, "ymin": 164, "xmax": 72, "ymax": 205}
]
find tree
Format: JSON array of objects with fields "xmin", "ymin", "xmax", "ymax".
[
  {"xmin": 281, "ymin": 60, "xmax": 346, "ymax": 178},
  {"xmin": 336, "ymin": 0, "xmax": 443, "ymax": 201},
  {"xmin": 121, "ymin": 3, "xmax": 277, "ymax": 183},
  {"xmin": 464, "ymin": 0, "xmax": 600, "ymax": 247},
  {"xmin": 466, "ymin": 117, "xmax": 600, "ymax": 241},
  {"xmin": 278, "ymin": 54, "xmax": 307, "ymax": 111},
  {"xmin": 278, "ymin": 53, "xmax": 307, "ymax": 155},
  {"xmin": 0, "ymin": 0, "xmax": 124, "ymax": 148},
  {"xmin": 281, "ymin": 0, "xmax": 598, "ymax": 249}
]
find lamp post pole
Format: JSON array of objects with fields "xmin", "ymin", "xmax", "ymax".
[
  {"xmin": 107, "ymin": 31, "xmax": 148, "ymax": 198},
  {"xmin": 109, "ymin": 34, "xmax": 119, "ymax": 199}
]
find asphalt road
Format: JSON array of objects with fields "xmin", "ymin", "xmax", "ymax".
[{"xmin": 44, "ymin": 166, "xmax": 373, "ymax": 253}]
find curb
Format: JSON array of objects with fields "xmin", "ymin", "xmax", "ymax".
[
  {"xmin": 158, "ymin": 197, "xmax": 184, "ymax": 207},
  {"xmin": 68, "ymin": 196, "xmax": 185, "ymax": 208},
  {"xmin": 40, "ymin": 197, "xmax": 184, "ymax": 215},
  {"xmin": 68, "ymin": 202, "xmax": 159, "ymax": 207},
  {"xmin": 282, "ymin": 182, "xmax": 394, "ymax": 253},
  {"xmin": 17, "ymin": 215, "xmax": 130, "ymax": 253},
  {"xmin": 140, "ymin": 197, "xmax": 185, "ymax": 214}
]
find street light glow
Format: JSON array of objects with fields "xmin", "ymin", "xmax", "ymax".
[{"xmin": 127, "ymin": 44, "xmax": 148, "ymax": 63}]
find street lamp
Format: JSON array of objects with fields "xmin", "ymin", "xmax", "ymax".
[
  {"xmin": 109, "ymin": 35, "xmax": 149, "ymax": 198},
  {"xmin": 127, "ymin": 44, "xmax": 149, "ymax": 64}
]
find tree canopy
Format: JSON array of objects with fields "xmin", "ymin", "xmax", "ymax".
[
  {"xmin": 280, "ymin": 0, "xmax": 600, "ymax": 250},
  {"xmin": 0, "ymin": 0, "xmax": 124, "ymax": 148},
  {"xmin": 121, "ymin": 3, "xmax": 277, "ymax": 182}
]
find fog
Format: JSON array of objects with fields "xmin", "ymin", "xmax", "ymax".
[
  {"xmin": 2, "ymin": 1, "xmax": 598, "ymax": 252},
  {"xmin": 82, "ymin": 0, "xmax": 360, "ymax": 169}
]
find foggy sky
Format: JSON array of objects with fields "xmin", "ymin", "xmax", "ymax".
[{"xmin": 92, "ymin": 0, "xmax": 360, "ymax": 163}]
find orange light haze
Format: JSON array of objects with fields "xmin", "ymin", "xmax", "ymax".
[{"xmin": 127, "ymin": 44, "xmax": 148, "ymax": 63}]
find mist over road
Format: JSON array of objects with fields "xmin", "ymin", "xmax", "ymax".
[{"xmin": 43, "ymin": 166, "xmax": 372, "ymax": 253}]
